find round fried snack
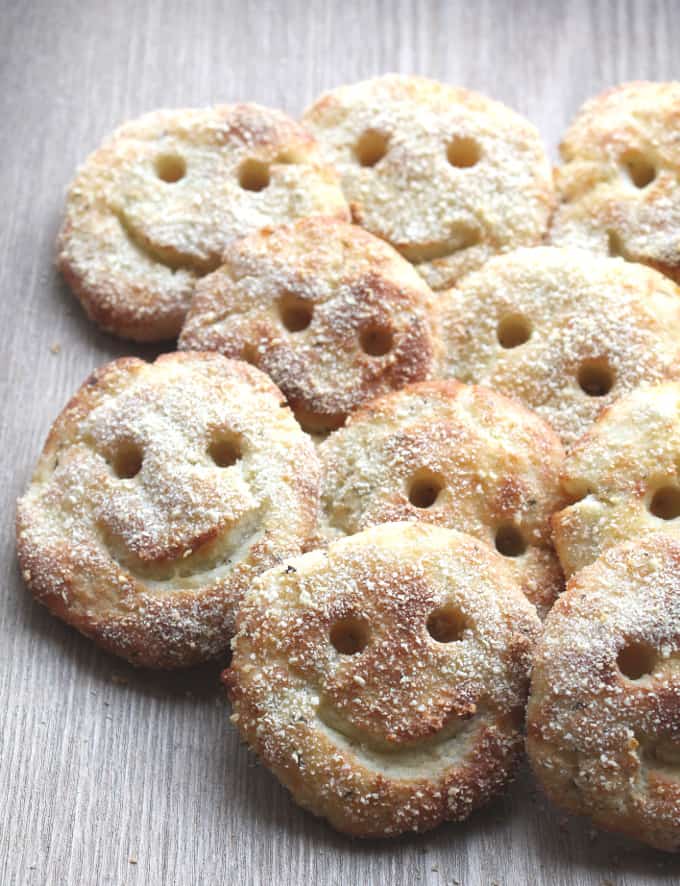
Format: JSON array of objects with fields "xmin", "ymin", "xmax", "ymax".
[
  {"xmin": 16, "ymin": 352, "xmax": 320, "ymax": 668},
  {"xmin": 58, "ymin": 104, "xmax": 349, "ymax": 341},
  {"xmin": 436, "ymin": 246, "xmax": 680, "ymax": 447},
  {"xmin": 527, "ymin": 534, "xmax": 680, "ymax": 852},
  {"xmin": 302, "ymin": 74, "xmax": 554, "ymax": 291},
  {"xmin": 225, "ymin": 522, "xmax": 541, "ymax": 837},
  {"xmin": 553, "ymin": 381, "xmax": 680, "ymax": 577},
  {"xmin": 179, "ymin": 217, "xmax": 440, "ymax": 433},
  {"xmin": 551, "ymin": 81, "xmax": 680, "ymax": 284},
  {"xmin": 318, "ymin": 381, "xmax": 566, "ymax": 615}
]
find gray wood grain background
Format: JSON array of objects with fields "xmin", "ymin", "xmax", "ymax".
[{"xmin": 2, "ymin": 1, "xmax": 680, "ymax": 883}]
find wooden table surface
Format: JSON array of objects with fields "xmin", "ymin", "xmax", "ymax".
[{"xmin": 2, "ymin": 1, "xmax": 680, "ymax": 883}]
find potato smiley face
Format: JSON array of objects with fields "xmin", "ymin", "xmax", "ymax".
[
  {"xmin": 16, "ymin": 351, "xmax": 320, "ymax": 668},
  {"xmin": 318, "ymin": 380, "xmax": 567, "ymax": 616},
  {"xmin": 179, "ymin": 217, "xmax": 440, "ymax": 434},
  {"xmin": 551, "ymin": 81, "xmax": 680, "ymax": 285},
  {"xmin": 303, "ymin": 75, "xmax": 554, "ymax": 292},
  {"xmin": 528, "ymin": 534, "xmax": 680, "ymax": 852},
  {"xmin": 58, "ymin": 104, "xmax": 349, "ymax": 341},
  {"xmin": 226, "ymin": 522, "xmax": 541, "ymax": 837}
]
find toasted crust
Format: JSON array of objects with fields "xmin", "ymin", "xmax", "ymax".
[
  {"xmin": 16, "ymin": 352, "xmax": 320, "ymax": 668},
  {"xmin": 57, "ymin": 104, "xmax": 349, "ymax": 341},
  {"xmin": 226, "ymin": 522, "xmax": 541, "ymax": 837},
  {"xmin": 436, "ymin": 246, "xmax": 680, "ymax": 447},
  {"xmin": 551, "ymin": 81, "xmax": 680, "ymax": 283},
  {"xmin": 303, "ymin": 74, "xmax": 554, "ymax": 291},
  {"xmin": 317, "ymin": 380, "xmax": 566, "ymax": 615},
  {"xmin": 527, "ymin": 534, "xmax": 680, "ymax": 852},
  {"xmin": 178, "ymin": 217, "xmax": 440, "ymax": 432},
  {"xmin": 553, "ymin": 382, "xmax": 680, "ymax": 576}
]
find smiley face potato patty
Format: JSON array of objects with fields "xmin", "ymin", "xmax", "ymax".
[
  {"xmin": 303, "ymin": 74, "xmax": 554, "ymax": 291},
  {"xmin": 179, "ymin": 216, "xmax": 440, "ymax": 433},
  {"xmin": 551, "ymin": 81, "xmax": 680, "ymax": 284},
  {"xmin": 318, "ymin": 380, "xmax": 566, "ymax": 616},
  {"xmin": 58, "ymin": 104, "xmax": 349, "ymax": 341},
  {"xmin": 552, "ymin": 381, "xmax": 680, "ymax": 577},
  {"xmin": 527, "ymin": 534, "xmax": 680, "ymax": 852},
  {"xmin": 225, "ymin": 522, "xmax": 541, "ymax": 837},
  {"xmin": 16, "ymin": 351, "xmax": 320, "ymax": 668},
  {"xmin": 436, "ymin": 246, "xmax": 680, "ymax": 447}
]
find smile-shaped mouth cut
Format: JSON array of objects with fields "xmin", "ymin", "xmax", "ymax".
[
  {"xmin": 316, "ymin": 701, "xmax": 482, "ymax": 779},
  {"xmin": 115, "ymin": 210, "xmax": 224, "ymax": 276},
  {"xmin": 396, "ymin": 225, "xmax": 482, "ymax": 265},
  {"xmin": 99, "ymin": 505, "xmax": 265, "ymax": 590}
]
